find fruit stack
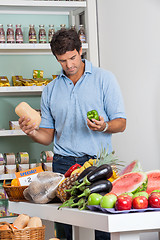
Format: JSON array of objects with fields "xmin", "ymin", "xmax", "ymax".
[{"xmin": 58, "ymin": 164, "xmax": 113, "ymax": 210}]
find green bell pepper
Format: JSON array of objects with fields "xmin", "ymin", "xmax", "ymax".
[{"xmin": 87, "ymin": 110, "xmax": 99, "ymax": 121}]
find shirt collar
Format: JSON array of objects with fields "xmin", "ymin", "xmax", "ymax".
[{"xmin": 59, "ymin": 59, "xmax": 92, "ymax": 78}]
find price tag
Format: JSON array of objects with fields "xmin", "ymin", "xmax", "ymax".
[{"xmin": 15, "ymin": 166, "xmax": 43, "ymax": 186}]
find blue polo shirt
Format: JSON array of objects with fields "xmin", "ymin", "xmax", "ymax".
[{"xmin": 39, "ymin": 60, "xmax": 126, "ymax": 157}]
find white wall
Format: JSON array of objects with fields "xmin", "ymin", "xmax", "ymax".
[{"xmin": 97, "ymin": 0, "xmax": 160, "ymax": 173}]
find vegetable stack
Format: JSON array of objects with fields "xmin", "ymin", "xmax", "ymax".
[{"xmin": 58, "ymin": 164, "xmax": 113, "ymax": 210}]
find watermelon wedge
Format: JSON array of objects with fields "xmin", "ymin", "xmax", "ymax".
[
  {"xmin": 146, "ymin": 170, "xmax": 160, "ymax": 195},
  {"xmin": 119, "ymin": 160, "xmax": 142, "ymax": 176},
  {"xmin": 110, "ymin": 172, "xmax": 148, "ymax": 196}
]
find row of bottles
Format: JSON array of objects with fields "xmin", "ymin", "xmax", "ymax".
[{"xmin": 0, "ymin": 24, "xmax": 86, "ymax": 44}]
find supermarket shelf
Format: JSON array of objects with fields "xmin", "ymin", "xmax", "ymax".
[
  {"xmin": 0, "ymin": 216, "xmax": 16, "ymax": 222},
  {"xmin": 0, "ymin": 43, "xmax": 88, "ymax": 55},
  {"xmin": 0, "ymin": 86, "xmax": 45, "ymax": 96},
  {"xmin": 0, "ymin": 130, "xmax": 26, "ymax": 137},
  {"xmin": 0, "ymin": 1, "xmax": 86, "ymax": 15},
  {"xmin": 0, "ymin": 173, "xmax": 15, "ymax": 180}
]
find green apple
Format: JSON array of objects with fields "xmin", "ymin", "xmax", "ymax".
[
  {"xmin": 119, "ymin": 192, "xmax": 133, "ymax": 198},
  {"xmin": 88, "ymin": 193, "xmax": 103, "ymax": 206},
  {"xmin": 133, "ymin": 191, "xmax": 149, "ymax": 199},
  {"xmin": 100, "ymin": 194, "xmax": 117, "ymax": 208}
]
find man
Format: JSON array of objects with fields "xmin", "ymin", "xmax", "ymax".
[{"xmin": 19, "ymin": 29, "xmax": 126, "ymax": 240}]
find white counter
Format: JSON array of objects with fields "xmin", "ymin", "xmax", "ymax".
[{"xmin": 9, "ymin": 201, "xmax": 160, "ymax": 240}]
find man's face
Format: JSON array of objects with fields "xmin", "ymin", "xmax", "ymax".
[{"xmin": 56, "ymin": 48, "xmax": 83, "ymax": 77}]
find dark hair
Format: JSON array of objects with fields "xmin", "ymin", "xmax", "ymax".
[{"xmin": 50, "ymin": 28, "xmax": 81, "ymax": 56}]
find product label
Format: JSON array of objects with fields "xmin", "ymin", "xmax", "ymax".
[
  {"xmin": 79, "ymin": 35, "xmax": 86, "ymax": 43},
  {"xmin": 15, "ymin": 166, "xmax": 43, "ymax": 186}
]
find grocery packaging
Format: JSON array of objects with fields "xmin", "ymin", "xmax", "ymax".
[{"xmin": 23, "ymin": 171, "xmax": 64, "ymax": 203}]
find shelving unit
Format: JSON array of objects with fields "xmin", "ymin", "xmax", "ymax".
[
  {"xmin": 0, "ymin": 43, "xmax": 88, "ymax": 55},
  {"xmin": 0, "ymin": 86, "xmax": 45, "ymax": 96},
  {"xmin": 0, "ymin": 0, "xmax": 99, "ymax": 225},
  {"xmin": 0, "ymin": 130, "xmax": 26, "ymax": 137},
  {"xmin": 0, "ymin": 173, "xmax": 15, "ymax": 180}
]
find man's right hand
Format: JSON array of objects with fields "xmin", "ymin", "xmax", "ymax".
[
  {"xmin": 19, "ymin": 116, "xmax": 54, "ymax": 145},
  {"xmin": 18, "ymin": 116, "xmax": 38, "ymax": 136}
]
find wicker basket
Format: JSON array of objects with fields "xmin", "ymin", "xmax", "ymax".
[
  {"xmin": 3, "ymin": 180, "xmax": 28, "ymax": 202},
  {"xmin": 0, "ymin": 222, "xmax": 45, "ymax": 240}
]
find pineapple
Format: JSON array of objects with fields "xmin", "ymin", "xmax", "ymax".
[
  {"xmin": 94, "ymin": 146, "xmax": 124, "ymax": 173},
  {"xmin": 56, "ymin": 172, "xmax": 80, "ymax": 202}
]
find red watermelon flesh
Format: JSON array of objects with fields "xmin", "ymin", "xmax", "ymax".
[
  {"xmin": 110, "ymin": 172, "xmax": 148, "ymax": 196},
  {"xmin": 146, "ymin": 170, "xmax": 160, "ymax": 195},
  {"xmin": 119, "ymin": 160, "xmax": 142, "ymax": 176}
]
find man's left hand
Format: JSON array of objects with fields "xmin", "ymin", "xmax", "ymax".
[{"xmin": 87, "ymin": 116, "xmax": 106, "ymax": 132}]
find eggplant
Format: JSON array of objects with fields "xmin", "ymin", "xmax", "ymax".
[
  {"xmin": 78, "ymin": 179, "xmax": 112, "ymax": 198},
  {"xmin": 70, "ymin": 197, "xmax": 86, "ymax": 208},
  {"xmin": 74, "ymin": 166, "xmax": 97, "ymax": 186},
  {"xmin": 77, "ymin": 164, "xmax": 113, "ymax": 188},
  {"xmin": 65, "ymin": 166, "xmax": 97, "ymax": 194},
  {"xmin": 58, "ymin": 196, "xmax": 78, "ymax": 209}
]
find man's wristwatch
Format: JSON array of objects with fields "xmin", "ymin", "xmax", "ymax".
[{"xmin": 102, "ymin": 122, "xmax": 109, "ymax": 132}]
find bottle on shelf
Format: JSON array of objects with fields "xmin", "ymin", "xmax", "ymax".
[
  {"xmin": 0, "ymin": 24, "xmax": 5, "ymax": 43},
  {"xmin": 60, "ymin": 24, "xmax": 66, "ymax": 30},
  {"xmin": 78, "ymin": 24, "xmax": 86, "ymax": 43},
  {"xmin": 48, "ymin": 24, "xmax": 55, "ymax": 43},
  {"xmin": 28, "ymin": 24, "xmax": 37, "ymax": 44},
  {"xmin": 39, "ymin": 25, "xmax": 47, "ymax": 44},
  {"xmin": 7, "ymin": 24, "xmax": 15, "ymax": 43},
  {"xmin": 70, "ymin": 25, "xmax": 77, "ymax": 31},
  {"xmin": 15, "ymin": 24, "xmax": 23, "ymax": 44}
]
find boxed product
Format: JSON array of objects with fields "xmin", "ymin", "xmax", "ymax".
[
  {"xmin": 0, "ymin": 165, "xmax": 4, "ymax": 175},
  {"xmin": 9, "ymin": 121, "xmax": 21, "ymax": 130},
  {"xmin": 33, "ymin": 70, "xmax": 43, "ymax": 79},
  {"xmin": 18, "ymin": 164, "xmax": 30, "ymax": 172},
  {"xmin": 12, "ymin": 76, "xmax": 23, "ymax": 86},
  {"xmin": 0, "ymin": 76, "xmax": 10, "ymax": 87},
  {"xmin": 29, "ymin": 163, "xmax": 42, "ymax": 169},
  {"xmin": 5, "ymin": 165, "xmax": 17, "ymax": 174},
  {"xmin": 42, "ymin": 162, "xmax": 52, "ymax": 171}
]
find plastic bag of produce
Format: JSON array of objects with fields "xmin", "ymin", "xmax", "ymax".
[{"xmin": 23, "ymin": 171, "xmax": 64, "ymax": 204}]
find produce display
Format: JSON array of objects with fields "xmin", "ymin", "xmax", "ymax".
[
  {"xmin": 56, "ymin": 148, "xmax": 120, "ymax": 203},
  {"xmin": 58, "ymin": 164, "xmax": 113, "ymax": 210},
  {"xmin": 5, "ymin": 147, "xmax": 160, "ymax": 215}
]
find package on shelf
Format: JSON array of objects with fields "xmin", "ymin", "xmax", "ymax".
[
  {"xmin": 42, "ymin": 162, "xmax": 52, "ymax": 171},
  {"xmin": 9, "ymin": 121, "xmax": 21, "ymax": 130},
  {"xmin": 17, "ymin": 164, "xmax": 30, "ymax": 172},
  {"xmin": 21, "ymin": 78, "xmax": 36, "ymax": 86},
  {"xmin": 3, "ymin": 153, "xmax": 16, "ymax": 165},
  {"xmin": 29, "ymin": 162, "xmax": 42, "ymax": 169},
  {"xmin": 12, "ymin": 75, "xmax": 23, "ymax": 86},
  {"xmin": 40, "ymin": 151, "xmax": 54, "ymax": 163},
  {"xmin": 33, "ymin": 70, "xmax": 43, "ymax": 79},
  {"xmin": 17, "ymin": 152, "xmax": 29, "ymax": 164},
  {"xmin": 0, "ymin": 153, "xmax": 4, "ymax": 165},
  {"xmin": 33, "ymin": 78, "xmax": 52, "ymax": 86},
  {"xmin": 0, "ymin": 165, "xmax": 4, "ymax": 175},
  {"xmin": 5, "ymin": 165, "xmax": 17, "ymax": 174},
  {"xmin": 0, "ymin": 183, "xmax": 6, "ymax": 199},
  {"xmin": 0, "ymin": 76, "xmax": 10, "ymax": 87}
]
